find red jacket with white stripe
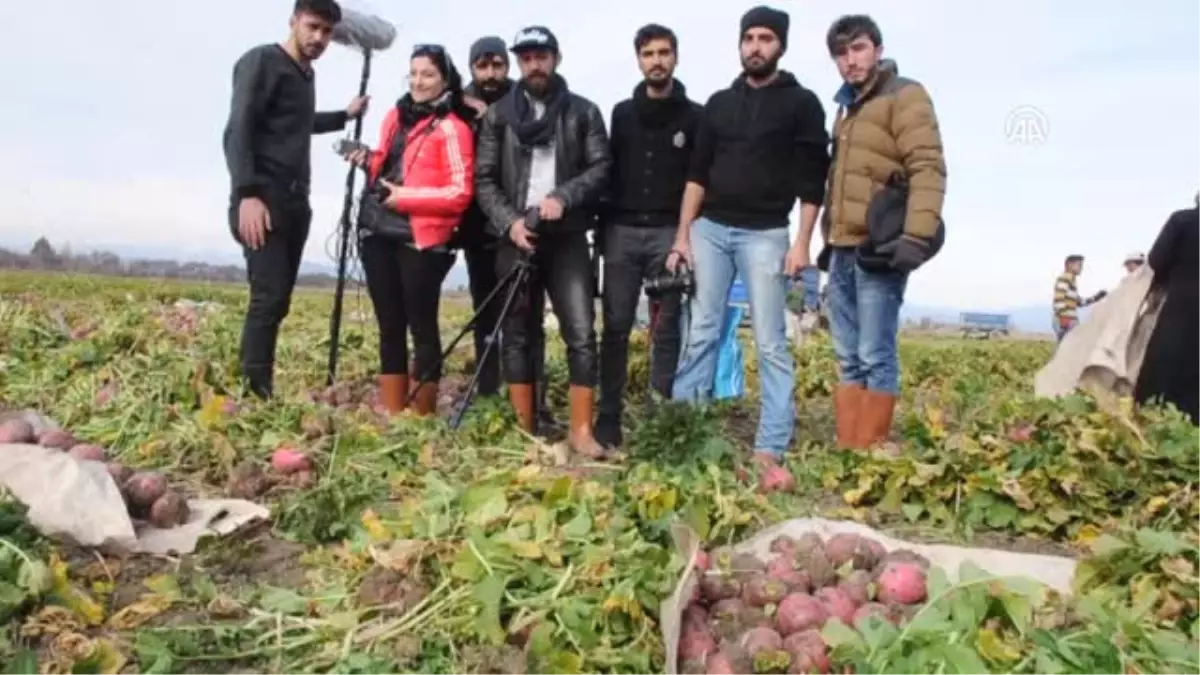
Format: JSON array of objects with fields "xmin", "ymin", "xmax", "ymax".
[{"xmin": 366, "ymin": 109, "xmax": 475, "ymax": 249}]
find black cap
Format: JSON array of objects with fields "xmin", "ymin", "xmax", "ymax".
[
  {"xmin": 741, "ymin": 5, "xmax": 790, "ymax": 52},
  {"xmin": 469, "ymin": 36, "xmax": 508, "ymax": 65},
  {"xmin": 510, "ymin": 25, "xmax": 559, "ymax": 54}
]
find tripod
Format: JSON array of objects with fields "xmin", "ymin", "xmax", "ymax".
[{"xmin": 407, "ymin": 250, "xmax": 535, "ymax": 430}]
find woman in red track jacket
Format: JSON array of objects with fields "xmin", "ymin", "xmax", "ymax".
[{"xmin": 343, "ymin": 44, "xmax": 476, "ymax": 416}]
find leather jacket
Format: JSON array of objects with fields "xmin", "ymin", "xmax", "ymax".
[{"xmin": 474, "ymin": 91, "xmax": 612, "ymax": 238}]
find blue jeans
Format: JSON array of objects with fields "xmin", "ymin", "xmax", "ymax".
[
  {"xmin": 827, "ymin": 247, "xmax": 908, "ymax": 395},
  {"xmin": 800, "ymin": 265, "xmax": 820, "ymax": 312},
  {"xmin": 672, "ymin": 217, "xmax": 794, "ymax": 456}
]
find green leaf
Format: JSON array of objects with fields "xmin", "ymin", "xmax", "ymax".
[
  {"xmin": 4, "ymin": 649, "xmax": 37, "ymax": 675},
  {"xmin": 901, "ymin": 502, "xmax": 925, "ymax": 522},
  {"xmin": 561, "ymin": 509, "xmax": 592, "ymax": 539},
  {"xmin": 998, "ymin": 591, "xmax": 1033, "ymax": 634},
  {"xmin": 472, "ymin": 574, "xmax": 507, "ymax": 645},
  {"xmin": 257, "ymin": 586, "xmax": 307, "ymax": 615},
  {"xmin": 854, "ymin": 613, "xmax": 898, "ymax": 651},
  {"xmin": 450, "ymin": 545, "xmax": 485, "ymax": 582},
  {"xmin": 938, "ymin": 643, "xmax": 990, "ymax": 674},
  {"xmin": 462, "ymin": 485, "xmax": 509, "ymax": 527},
  {"xmin": 820, "ymin": 618, "xmax": 864, "ymax": 650},
  {"xmin": 1134, "ymin": 529, "xmax": 1189, "ymax": 556},
  {"xmin": 983, "ymin": 500, "xmax": 1018, "ymax": 528}
]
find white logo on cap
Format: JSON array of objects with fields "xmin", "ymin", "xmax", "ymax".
[{"xmin": 514, "ymin": 28, "xmax": 550, "ymax": 45}]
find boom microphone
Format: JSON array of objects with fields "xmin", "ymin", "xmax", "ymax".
[
  {"xmin": 331, "ymin": 6, "xmax": 397, "ymax": 52},
  {"xmin": 326, "ymin": 1, "xmax": 398, "ymax": 386}
]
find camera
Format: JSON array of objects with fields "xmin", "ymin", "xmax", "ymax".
[
  {"xmin": 645, "ymin": 260, "xmax": 694, "ymax": 297},
  {"xmin": 523, "ymin": 207, "xmax": 542, "ymax": 236}
]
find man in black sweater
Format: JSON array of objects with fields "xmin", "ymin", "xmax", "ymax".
[
  {"xmin": 222, "ymin": 0, "xmax": 368, "ymax": 399},
  {"xmin": 596, "ymin": 24, "xmax": 702, "ymax": 449},
  {"xmin": 665, "ymin": 6, "xmax": 830, "ymax": 491}
]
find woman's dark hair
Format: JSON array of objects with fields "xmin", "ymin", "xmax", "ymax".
[{"xmin": 410, "ymin": 44, "xmax": 478, "ymax": 122}]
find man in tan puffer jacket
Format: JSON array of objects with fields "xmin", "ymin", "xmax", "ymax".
[{"xmin": 807, "ymin": 14, "xmax": 947, "ymax": 450}]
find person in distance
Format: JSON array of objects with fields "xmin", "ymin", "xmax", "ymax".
[
  {"xmin": 223, "ymin": 0, "xmax": 369, "ymax": 400},
  {"xmin": 341, "ymin": 44, "xmax": 477, "ymax": 416},
  {"xmin": 474, "ymin": 26, "xmax": 613, "ymax": 459}
]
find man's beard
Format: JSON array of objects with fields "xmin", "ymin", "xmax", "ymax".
[
  {"xmin": 741, "ymin": 53, "xmax": 780, "ymax": 79},
  {"xmin": 645, "ymin": 70, "xmax": 672, "ymax": 92},
  {"xmin": 523, "ymin": 72, "xmax": 553, "ymax": 97},
  {"xmin": 474, "ymin": 78, "xmax": 511, "ymax": 103}
]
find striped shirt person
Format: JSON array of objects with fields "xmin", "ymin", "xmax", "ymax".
[{"xmin": 1052, "ymin": 254, "xmax": 1105, "ymax": 342}]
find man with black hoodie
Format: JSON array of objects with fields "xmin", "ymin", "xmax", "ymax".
[
  {"xmin": 666, "ymin": 6, "xmax": 830, "ymax": 491},
  {"xmin": 223, "ymin": 0, "xmax": 368, "ymax": 399},
  {"xmin": 458, "ymin": 36, "xmax": 557, "ymax": 432},
  {"xmin": 596, "ymin": 23, "xmax": 702, "ymax": 449}
]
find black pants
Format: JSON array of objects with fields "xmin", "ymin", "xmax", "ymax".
[
  {"xmin": 598, "ymin": 224, "xmax": 682, "ymax": 422},
  {"xmin": 229, "ymin": 191, "xmax": 312, "ymax": 399},
  {"xmin": 496, "ymin": 231, "xmax": 597, "ymax": 387},
  {"xmin": 463, "ymin": 243, "xmax": 502, "ymax": 396},
  {"xmin": 360, "ymin": 236, "xmax": 455, "ymax": 379}
]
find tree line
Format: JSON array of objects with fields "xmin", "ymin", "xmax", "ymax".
[{"xmin": 0, "ymin": 237, "xmax": 341, "ymax": 288}]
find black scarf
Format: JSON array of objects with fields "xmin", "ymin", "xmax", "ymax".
[
  {"xmin": 379, "ymin": 91, "xmax": 451, "ymax": 181},
  {"xmin": 500, "ymin": 73, "xmax": 570, "ymax": 147},
  {"xmin": 632, "ymin": 78, "xmax": 689, "ymax": 129}
]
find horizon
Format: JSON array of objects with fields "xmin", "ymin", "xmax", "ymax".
[{"xmin": 2, "ymin": 0, "xmax": 1196, "ymax": 310}]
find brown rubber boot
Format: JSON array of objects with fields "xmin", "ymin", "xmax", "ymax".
[
  {"xmin": 379, "ymin": 374, "xmax": 408, "ymax": 415},
  {"xmin": 834, "ymin": 383, "xmax": 865, "ymax": 449},
  {"xmin": 508, "ymin": 383, "xmax": 536, "ymax": 433},
  {"xmin": 407, "ymin": 360, "xmax": 420, "ymax": 399},
  {"xmin": 859, "ymin": 390, "xmax": 897, "ymax": 448},
  {"xmin": 568, "ymin": 385, "xmax": 610, "ymax": 460},
  {"xmin": 412, "ymin": 381, "xmax": 438, "ymax": 417}
]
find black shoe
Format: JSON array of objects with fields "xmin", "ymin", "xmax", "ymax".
[
  {"xmin": 241, "ymin": 364, "xmax": 274, "ymax": 400},
  {"xmin": 594, "ymin": 416, "xmax": 622, "ymax": 450}
]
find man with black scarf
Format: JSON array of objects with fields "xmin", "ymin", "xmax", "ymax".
[
  {"xmin": 596, "ymin": 23, "xmax": 702, "ymax": 449},
  {"xmin": 474, "ymin": 26, "xmax": 612, "ymax": 458},
  {"xmin": 457, "ymin": 36, "xmax": 557, "ymax": 432}
]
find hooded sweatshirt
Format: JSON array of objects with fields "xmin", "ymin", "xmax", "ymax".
[{"xmin": 687, "ymin": 70, "xmax": 830, "ymax": 229}]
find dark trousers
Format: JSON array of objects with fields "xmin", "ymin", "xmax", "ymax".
[
  {"xmin": 598, "ymin": 224, "xmax": 682, "ymax": 424},
  {"xmin": 359, "ymin": 235, "xmax": 454, "ymax": 379},
  {"xmin": 496, "ymin": 231, "xmax": 597, "ymax": 388},
  {"xmin": 229, "ymin": 191, "xmax": 312, "ymax": 399},
  {"xmin": 463, "ymin": 243, "xmax": 502, "ymax": 396}
]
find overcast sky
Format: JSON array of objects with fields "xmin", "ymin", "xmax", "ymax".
[{"xmin": 2, "ymin": 0, "xmax": 1196, "ymax": 309}]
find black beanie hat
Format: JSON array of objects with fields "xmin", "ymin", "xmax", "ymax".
[
  {"xmin": 469, "ymin": 36, "xmax": 509, "ymax": 66},
  {"xmin": 741, "ymin": 5, "xmax": 790, "ymax": 52}
]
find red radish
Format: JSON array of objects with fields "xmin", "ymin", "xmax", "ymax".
[
  {"xmin": 814, "ymin": 587, "xmax": 857, "ymax": 624},
  {"xmin": 149, "ymin": 492, "xmax": 190, "ymax": 528},
  {"xmin": 682, "ymin": 603, "xmax": 709, "ymax": 631},
  {"xmin": 271, "ymin": 447, "xmax": 312, "ymax": 474},
  {"xmin": 838, "ymin": 570, "xmax": 873, "ymax": 605},
  {"xmin": 853, "ymin": 602, "xmax": 891, "ymax": 625},
  {"xmin": 759, "ymin": 463, "xmax": 795, "ymax": 493},
  {"xmin": 705, "ymin": 651, "xmax": 736, "ymax": 675},
  {"xmin": 770, "ymin": 535, "xmax": 797, "ymax": 557},
  {"xmin": 0, "ymin": 419, "xmax": 36, "ymax": 444},
  {"xmin": 37, "ymin": 429, "xmax": 76, "ymax": 450},
  {"xmin": 767, "ymin": 555, "xmax": 812, "ymax": 592},
  {"xmin": 123, "ymin": 471, "xmax": 168, "ymax": 508},
  {"xmin": 782, "ymin": 629, "xmax": 830, "ymax": 674},
  {"xmin": 743, "ymin": 575, "xmax": 789, "ymax": 607},
  {"xmin": 678, "ymin": 627, "xmax": 717, "ymax": 662},
  {"xmin": 694, "ymin": 550, "xmax": 711, "ymax": 571},
  {"xmin": 739, "ymin": 626, "xmax": 783, "ymax": 655},
  {"xmin": 106, "ymin": 462, "xmax": 134, "ymax": 486},
  {"xmin": 776, "ymin": 593, "xmax": 828, "ymax": 635},
  {"xmin": 877, "ymin": 562, "xmax": 928, "ymax": 605},
  {"xmin": 68, "ymin": 444, "xmax": 107, "ymax": 462}
]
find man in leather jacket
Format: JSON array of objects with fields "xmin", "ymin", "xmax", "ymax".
[
  {"xmin": 475, "ymin": 25, "xmax": 612, "ymax": 459},
  {"xmin": 460, "ymin": 36, "xmax": 558, "ymax": 433}
]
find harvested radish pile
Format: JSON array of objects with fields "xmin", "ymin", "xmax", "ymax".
[
  {"xmin": 0, "ymin": 419, "xmax": 191, "ymax": 529},
  {"xmin": 678, "ymin": 533, "xmax": 930, "ymax": 674}
]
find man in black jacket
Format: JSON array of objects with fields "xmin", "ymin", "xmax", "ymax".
[
  {"xmin": 475, "ymin": 26, "xmax": 612, "ymax": 458},
  {"xmin": 223, "ymin": 0, "xmax": 368, "ymax": 399},
  {"xmin": 459, "ymin": 36, "xmax": 556, "ymax": 431},
  {"xmin": 596, "ymin": 23, "xmax": 702, "ymax": 449},
  {"xmin": 665, "ymin": 6, "xmax": 830, "ymax": 491}
]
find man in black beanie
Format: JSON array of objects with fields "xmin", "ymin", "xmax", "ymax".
[
  {"xmin": 665, "ymin": 5, "xmax": 830, "ymax": 492},
  {"xmin": 595, "ymin": 23, "xmax": 702, "ymax": 449}
]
